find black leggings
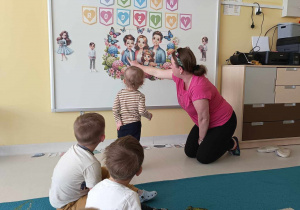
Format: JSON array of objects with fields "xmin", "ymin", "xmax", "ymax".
[{"xmin": 184, "ymin": 111, "xmax": 237, "ymax": 164}]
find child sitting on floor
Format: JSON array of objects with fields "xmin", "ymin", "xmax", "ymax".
[
  {"xmin": 49, "ymin": 113, "xmax": 157, "ymax": 210},
  {"xmin": 86, "ymin": 135, "xmax": 167, "ymax": 210}
]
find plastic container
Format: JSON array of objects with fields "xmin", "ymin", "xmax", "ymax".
[{"xmin": 278, "ymin": 23, "xmax": 300, "ymax": 39}]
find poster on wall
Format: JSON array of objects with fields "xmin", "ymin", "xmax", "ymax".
[{"xmin": 48, "ymin": 0, "xmax": 220, "ymax": 112}]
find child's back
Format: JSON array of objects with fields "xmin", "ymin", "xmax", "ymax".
[
  {"xmin": 49, "ymin": 145, "xmax": 102, "ymax": 208},
  {"xmin": 86, "ymin": 178, "xmax": 141, "ymax": 209},
  {"xmin": 49, "ymin": 113, "xmax": 105, "ymax": 209},
  {"xmin": 86, "ymin": 135, "xmax": 143, "ymax": 209},
  {"xmin": 113, "ymin": 66, "xmax": 152, "ymax": 140}
]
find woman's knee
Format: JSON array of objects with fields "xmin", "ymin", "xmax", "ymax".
[
  {"xmin": 196, "ymin": 154, "xmax": 215, "ymax": 164},
  {"xmin": 184, "ymin": 147, "xmax": 197, "ymax": 158}
]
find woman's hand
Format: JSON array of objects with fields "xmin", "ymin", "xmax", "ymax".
[
  {"xmin": 149, "ymin": 62, "xmax": 157, "ymax": 67},
  {"xmin": 127, "ymin": 57, "xmax": 140, "ymax": 67}
]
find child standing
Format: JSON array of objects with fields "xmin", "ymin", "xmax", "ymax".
[
  {"xmin": 88, "ymin": 42, "xmax": 97, "ymax": 72},
  {"xmin": 49, "ymin": 113, "xmax": 156, "ymax": 210},
  {"xmin": 112, "ymin": 66, "xmax": 152, "ymax": 141},
  {"xmin": 85, "ymin": 135, "xmax": 167, "ymax": 210}
]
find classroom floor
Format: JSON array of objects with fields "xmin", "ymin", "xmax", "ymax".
[{"xmin": 1, "ymin": 144, "xmax": 300, "ymax": 203}]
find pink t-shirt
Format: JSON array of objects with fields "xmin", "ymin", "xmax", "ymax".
[{"xmin": 172, "ymin": 74, "xmax": 233, "ymax": 128}]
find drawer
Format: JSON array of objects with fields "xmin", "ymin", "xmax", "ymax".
[
  {"xmin": 275, "ymin": 86, "xmax": 300, "ymax": 103},
  {"xmin": 243, "ymin": 103, "xmax": 300, "ymax": 122},
  {"xmin": 276, "ymin": 68, "xmax": 300, "ymax": 85},
  {"xmin": 242, "ymin": 120, "xmax": 300, "ymax": 141},
  {"xmin": 244, "ymin": 67, "xmax": 276, "ymax": 104}
]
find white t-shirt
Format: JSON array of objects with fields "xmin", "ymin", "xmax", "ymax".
[
  {"xmin": 86, "ymin": 179, "xmax": 141, "ymax": 210},
  {"xmin": 49, "ymin": 144, "xmax": 102, "ymax": 208}
]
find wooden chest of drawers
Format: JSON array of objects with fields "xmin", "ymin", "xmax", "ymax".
[{"xmin": 221, "ymin": 65, "xmax": 300, "ymax": 148}]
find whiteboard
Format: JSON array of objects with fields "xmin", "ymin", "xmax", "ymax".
[{"xmin": 48, "ymin": 0, "xmax": 220, "ymax": 112}]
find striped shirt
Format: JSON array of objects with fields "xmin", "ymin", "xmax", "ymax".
[{"xmin": 112, "ymin": 89, "xmax": 152, "ymax": 125}]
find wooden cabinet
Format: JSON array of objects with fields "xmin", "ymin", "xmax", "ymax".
[{"xmin": 221, "ymin": 65, "xmax": 300, "ymax": 148}]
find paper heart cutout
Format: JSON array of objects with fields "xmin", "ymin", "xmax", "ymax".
[
  {"xmin": 84, "ymin": 10, "xmax": 96, "ymax": 22},
  {"xmin": 100, "ymin": 11, "xmax": 112, "ymax": 22},
  {"xmin": 166, "ymin": 16, "xmax": 176, "ymax": 26},
  {"xmin": 167, "ymin": 0, "xmax": 177, "ymax": 8},
  {"xmin": 134, "ymin": 13, "xmax": 146, "ymax": 25},
  {"xmin": 152, "ymin": 0, "xmax": 162, "ymax": 7},
  {"xmin": 150, "ymin": 15, "xmax": 161, "ymax": 26},
  {"xmin": 181, "ymin": 17, "xmax": 191, "ymax": 27},
  {"xmin": 136, "ymin": 0, "xmax": 145, "ymax": 5},
  {"xmin": 118, "ymin": 12, "xmax": 129, "ymax": 24}
]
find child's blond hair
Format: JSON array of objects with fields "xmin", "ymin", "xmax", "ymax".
[{"xmin": 124, "ymin": 66, "xmax": 145, "ymax": 90}]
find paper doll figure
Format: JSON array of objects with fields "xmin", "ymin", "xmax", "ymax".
[
  {"xmin": 121, "ymin": 34, "xmax": 135, "ymax": 66},
  {"xmin": 134, "ymin": 35, "xmax": 149, "ymax": 64},
  {"xmin": 141, "ymin": 49, "xmax": 155, "ymax": 66},
  {"xmin": 198, "ymin": 36, "xmax": 208, "ymax": 61},
  {"xmin": 56, "ymin": 31, "xmax": 73, "ymax": 61},
  {"xmin": 88, "ymin": 42, "xmax": 97, "ymax": 72},
  {"xmin": 149, "ymin": 31, "xmax": 166, "ymax": 66}
]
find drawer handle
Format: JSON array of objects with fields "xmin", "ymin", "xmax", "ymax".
[
  {"xmin": 283, "ymin": 120, "xmax": 295, "ymax": 124},
  {"xmin": 286, "ymin": 68, "xmax": 298, "ymax": 71},
  {"xmin": 252, "ymin": 104, "xmax": 265, "ymax": 108},
  {"xmin": 284, "ymin": 85, "xmax": 296, "ymax": 89},
  {"xmin": 251, "ymin": 122, "xmax": 264, "ymax": 126},
  {"xmin": 284, "ymin": 103, "xmax": 296, "ymax": 107}
]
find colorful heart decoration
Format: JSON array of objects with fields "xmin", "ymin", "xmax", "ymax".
[{"xmin": 84, "ymin": 10, "xmax": 96, "ymax": 22}]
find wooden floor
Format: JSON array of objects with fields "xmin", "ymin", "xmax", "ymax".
[{"xmin": 1, "ymin": 144, "xmax": 300, "ymax": 203}]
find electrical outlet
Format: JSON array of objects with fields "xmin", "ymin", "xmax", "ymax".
[{"xmin": 255, "ymin": 7, "xmax": 262, "ymax": 15}]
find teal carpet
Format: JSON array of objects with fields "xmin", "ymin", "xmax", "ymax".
[{"xmin": 1, "ymin": 166, "xmax": 300, "ymax": 210}]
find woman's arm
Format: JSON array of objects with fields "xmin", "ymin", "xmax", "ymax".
[
  {"xmin": 127, "ymin": 58, "xmax": 173, "ymax": 80},
  {"xmin": 193, "ymin": 99, "xmax": 210, "ymax": 145}
]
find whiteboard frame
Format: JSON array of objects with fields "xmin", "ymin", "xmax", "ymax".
[{"xmin": 48, "ymin": 0, "xmax": 221, "ymax": 112}]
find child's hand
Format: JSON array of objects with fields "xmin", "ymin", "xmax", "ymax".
[
  {"xmin": 149, "ymin": 113, "xmax": 153, "ymax": 121},
  {"xmin": 116, "ymin": 121, "xmax": 123, "ymax": 130}
]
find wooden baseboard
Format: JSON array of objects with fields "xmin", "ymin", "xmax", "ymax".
[{"xmin": 240, "ymin": 137, "xmax": 300, "ymax": 149}]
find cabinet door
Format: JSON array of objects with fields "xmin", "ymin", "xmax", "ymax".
[{"xmin": 244, "ymin": 67, "xmax": 277, "ymax": 104}]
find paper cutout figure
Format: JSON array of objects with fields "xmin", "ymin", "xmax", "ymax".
[
  {"xmin": 121, "ymin": 34, "xmax": 135, "ymax": 66},
  {"xmin": 135, "ymin": 35, "xmax": 149, "ymax": 64},
  {"xmin": 56, "ymin": 31, "xmax": 73, "ymax": 61},
  {"xmin": 88, "ymin": 42, "xmax": 97, "ymax": 72},
  {"xmin": 199, "ymin": 36, "xmax": 208, "ymax": 61},
  {"xmin": 149, "ymin": 31, "xmax": 166, "ymax": 66}
]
